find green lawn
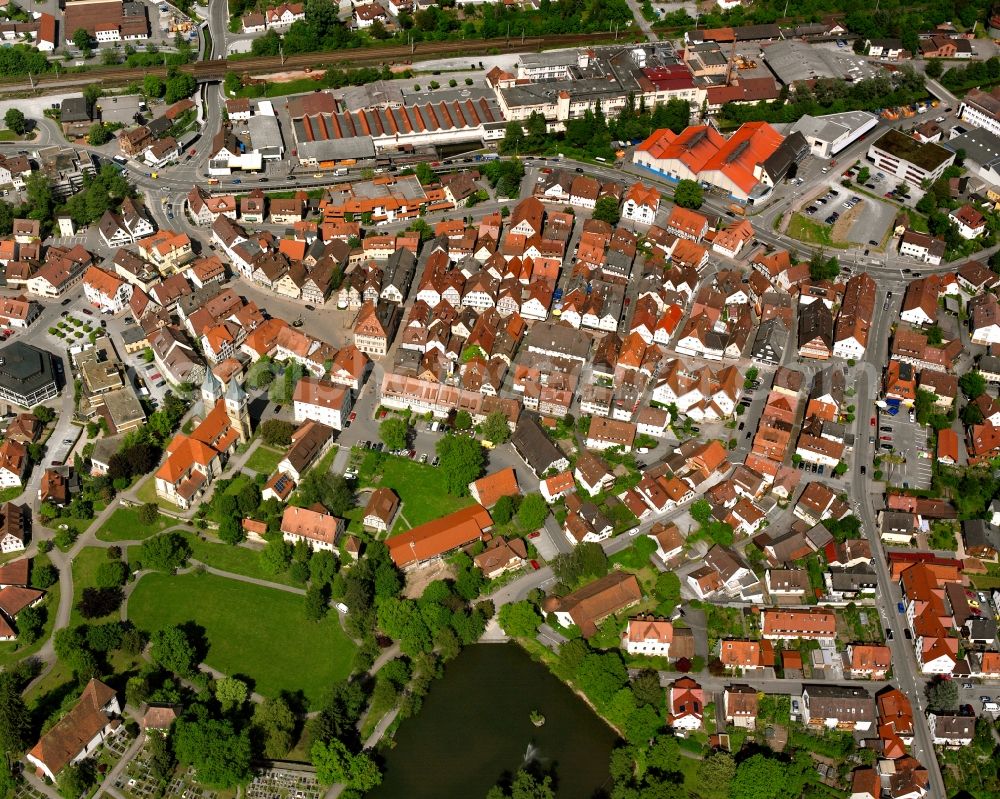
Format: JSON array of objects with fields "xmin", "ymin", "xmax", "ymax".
[
  {"xmin": 70, "ymin": 547, "xmax": 123, "ymax": 627},
  {"xmin": 96, "ymin": 506, "xmax": 179, "ymax": 542},
  {"xmin": 235, "ymin": 76, "xmax": 326, "ymax": 98},
  {"xmin": 359, "ymin": 451, "xmax": 472, "ymax": 532},
  {"xmin": 244, "ymin": 444, "xmax": 284, "ymax": 475},
  {"xmin": 174, "ymin": 531, "xmax": 299, "ymax": 588},
  {"xmin": 787, "ymin": 213, "xmax": 836, "ymax": 247},
  {"xmin": 127, "ymin": 571, "xmax": 355, "ymax": 707},
  {"xmin": 0, "ymin": 582, "xmax": 60, "ymax": 669},
  {"xmin": 906, "ymin": 208, "xmax": 930, "ymax": 233},
  {"xmin": 0, "ymin": 485, "xmax": 24, "ymax": 503},
  {"xmin": 135, "ymin": 476, "xmax": 184, "ymax": 513}
]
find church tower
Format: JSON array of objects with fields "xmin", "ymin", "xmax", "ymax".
[
  {"xmin": 201, "ymin": 368, "xmax": 222, "ymax": 412},
  {"xmin": 224, "ymin": 377, "xmax": 251, "ymax": 443}
]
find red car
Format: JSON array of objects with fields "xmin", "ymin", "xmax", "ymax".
[
  {"xmin": 348, "ymin": 411, "xmax": 357, "ymax": 422},
  {"xmin": 528, "ymin": 531, "xmax": 540, "ymax": 539},
  {"xmin": 870, "ymin": 416, "xmax": 876, "ymax": 426},
  {"xmin": 529, "ymin": 560, "xmax": 540, "ymax": 570}
]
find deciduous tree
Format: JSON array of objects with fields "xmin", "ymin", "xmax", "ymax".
[
  {"xmin": 95, "ymin": 560, "xmax": 128, "ymax": 589},
  {"xmin": 435, "ymin": 435, "xmax": 485, "ymax": 495},
  {"xmin": 3, "ymin": 108, "xmax": 25, "ymax": 135},
  {"xmin": 173, "ymin": 717, "xmax": 252, "ymax": 789},
  {"xmin": 150, "ymin": 625, "xmax": 197, "ymax": 676},
  {"xmin": 379, "ymin": 417, "xmax": 409, "ymax": 451},
  {"xmin": 517, "ymin": 493, "xmax": 548, "ymax": 530},
  {"xmin": 480, "ymin": 410, "xmax": 511, "ymax": 445},
  {"xmin": 960, "ymin": 371, "xmax": 987, "ymax": 399},
  {"xmin": 674, "ymin": 179, "xmax": 703, "ymax": 209},
  {"xmin": 592, "ymin": 195, "xmax": 621, "ymax": 225},
  {"xmin": 252, "ymin": 696, "xmax": 297, "ymax": 759},
  {"xmin": 138, "ymin": 532, "xmax": 191, "ymax": 572},
  {"xmin": 215, "ymin": 677, "xmax": 248, "ymax": 713}
]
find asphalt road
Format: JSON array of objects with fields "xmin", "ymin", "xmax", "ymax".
[{"xmin": 0, "ymin": 61, "xmax": 981, "ymax": 793}]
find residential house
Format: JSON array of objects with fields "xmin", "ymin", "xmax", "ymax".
[
  {"xmin": 292, "ymin": 377, "xmax": 352, "ymax": 431},
  {"xmin": 363, "ymin": 487, "xmax": 398, "ymax": 533},
  {"xmin": 847, "ymin": 644, "xmax": 892, "ymax": 679},
  {"xmin": 468, "ymin": 467, "xmax": 519, "ymax": 508},
  {"xmin": 387, "ymin": 504, "xmax": 493, "ymax": 568},
  {"xmin": 280, "ymin": 505, "xmax": 344, "ymax": 552},
  {"xmin": 725, "ymin": 685, "xmax": 759, "ymax": 729},
  {"xmin": 473, "ymin": 536, "xmax": 527, "ymax": 579},
  {"xmin": 277, "ymin": 420, "xmax": 335, "ymax": 482},
  {"xmin": 800, "ymin": 684, "xmax": 874, "ymax": 731},
  {"xmin": 668, "ymin": 677, "xmax": 704, "ymax": 733},
  {"xmin": 622, "ymin": 614, "xmax": 673, "ymax": 657},
  {"xmin": 26, "ymin": 680, "xmax": 121, "ymax": 781},
  {"xmin": 542, "ymin": 571, "xmax": 642, "ymax": 637},
  {"xmin": 761, "ymin": 608, "xmax": 837, "ymax": 643}
]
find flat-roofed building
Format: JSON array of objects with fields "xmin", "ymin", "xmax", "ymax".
[{"xmin": 866, "ymin": 128, "xmax": 955, "ymax": 187}]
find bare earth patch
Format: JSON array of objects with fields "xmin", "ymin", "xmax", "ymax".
[{"xmin": 403, "ymin": 559, "xmax": 456, "ymax": 599}]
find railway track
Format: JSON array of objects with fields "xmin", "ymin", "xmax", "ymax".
[{"xmin": 0, "ymin": 31, "xmax": 637, "ymax": 91}]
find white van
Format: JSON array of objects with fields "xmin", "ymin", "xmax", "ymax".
[{"xmin": 984, "ymin": 701, "xmax": 999, "ymax": 713}]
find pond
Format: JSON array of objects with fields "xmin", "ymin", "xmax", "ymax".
[{"xmin": 370, "ymin": 643, "xmax": 618, "ymax": 798}]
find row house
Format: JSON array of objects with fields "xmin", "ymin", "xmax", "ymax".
[
  {"xmin": 136, "ymin": 230, "xmax": 194, "ymax": 274},
  {"xmin": 891, "ymin": 326, "xmax": 963, "ymax": 373},
  {"xmin": 26, "ymin": 245, "xmax": 94, "ymax": 298},
  {"xmin": 188, "ymin": 187, "xmax": 238, "ymax": 225},
  {"xmin": 621, "ymin": 181, "xmax": 661, "ymax": 225},
  {"xmin": 82, "ymin": 266, "xmax": 133, "ymax": 314},
  {"xmin": 97, "ymin": 198, "xmax": 155, "ymax": 248},
  {"xmin": 665, "ymin": 206, "xmax": 709, "ymax": 241},
  {"xmin": 761, "ymin": 608, "xmax": 837, "ymax": 644},
  {"xmin": 712, "ymin": 219, "xmax": 754, "ymax": 258},
  {"xmin": 832, "ymin": 273, "xmax": 877, "ymax": 359},
  {"xmin": 651, "ymin": 359, "xmax": 742, "ymax": 421}
]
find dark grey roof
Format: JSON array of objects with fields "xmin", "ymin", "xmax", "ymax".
[
  {"xmin": 963, "ymin": 519, "xmax": 1000, "ymax": 552},
  {"xmin": 524, "ymin": 321, "xmax": 591, "ymax": 362},
  {"xmin": 512, "ymin": 415, "xmax": 566, "ymax": 476},
  {"xmin": 751, "ymin": 318, "xmax": 789, "ymax": 363},
  {"xmin": 802, "ymin": 684, "xmax": 874, "ymax": 721},
  {"xmin": 0, "ymin": 342, "xmax": 56, "ymax": 390},
  {"xmin": 147, "ymin": 116, "xmax": 172, "ymax": 139},
  {"xmin": 383, "ymin": 247, "xmax": 417, "ymax": 298},
  {"xmin": 60, "ymin": 97, "xmax": 93, "ymax": 123},
  {"xmin": 798, "ymin": 301, "xmax": 834, "ymax": 350},
  {"xmin": 829, "ymin": 566, "xmax": 877, "ymax": 593},
  {"xmin": 762, "ymin": 131, "xmax": 808, "ymax": 182}
]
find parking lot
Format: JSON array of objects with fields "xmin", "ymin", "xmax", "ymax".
[
  {"xmin": 799, "ymin": 184, "xmax": 897, "ymax": 250},
  {"xmin": 876, "ymin": 411, "xmax": 933, "ymax": 490}
]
